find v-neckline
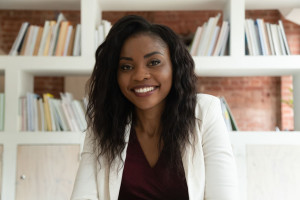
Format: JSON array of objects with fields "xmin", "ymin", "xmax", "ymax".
[{"xmin": 132, "ymin": 128, "xmax": 163, "ymax": 169}]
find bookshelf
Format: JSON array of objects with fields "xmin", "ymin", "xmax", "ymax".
[{"xmin": 0, "ymin": 0, "xmax": 300, "ymax": 199}]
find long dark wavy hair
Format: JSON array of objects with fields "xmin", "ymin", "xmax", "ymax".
[{"xmin": 86, "ymin": 15, "xmax": 197, "ymax": 170}]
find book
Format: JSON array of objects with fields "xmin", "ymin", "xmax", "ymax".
[
  {"xmin": 33, "ymin": 27, "xmax": 44, "ymax": 56},
  {"xmin": 63, "ymin": 25, "xmax": 74, "ymax": 56},
  {"xmin": 20, "ymin": 25, "xmax": 33, "ymax": 55},
  {"xmin": 73, "ymin": 24, "xmax": 81, "ymax": 56},
  {"xmin": 278, "ymin": 20, "xmax": 291, "ymax": 55},
  {"xmin": 219, "ymin": 97, "xmax": 238, "ymax": 131},
  {"xmin": 190, "ymin": 26, "xmax": 203, "ymax": 56},
  {"xmin": 213, "ymin": 21, "xmax": 229, "ymax": 56},
  {"xmin": 9, "ymin": 22, "xmax": 29, "ymax": 56},
  {"xmin": 266, "ymin": 23, "xmax": 275, "ymax": 55},
  {"xmin": 43, "ymin": 93, "xmax": 54, "ymax": 131},
  {"xmin": 0, "ymin": 93, "xmax": 4, "ymax": 131},
  {"xmin": 48, "ymin": 12, "xmax": 67, "ymax": 56},
  {"xmin": 37, "ymin": 21, "xmax": 50, "ymax": 56},
  {"xmin": 67, "ymin": 26, "xmax": 76, "ymax": 56},
  {"xmin": 55, "ymin": 20, "xmax": 71, "ymax": 56},
  {"xmin": 43, "ymin": 21, "xmax": 57, "ymax": 56}
]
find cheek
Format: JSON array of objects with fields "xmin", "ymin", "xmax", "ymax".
[{"xmin": 117, "ymin": 74, "xmax": 128, "ymax": 94}]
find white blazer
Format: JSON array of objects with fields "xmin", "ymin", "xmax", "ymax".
[{"xmin": 71, "ymin": 94, "xmax": 239, "ymax": 200}]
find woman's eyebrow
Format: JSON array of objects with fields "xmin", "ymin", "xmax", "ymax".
[
  {"xmin": 144, "ymin": 51, "xmax": 163, "ymax": 58},
  {"xmin": 119, "ymin": 51, "xmax": 163, "ymax": 61}
]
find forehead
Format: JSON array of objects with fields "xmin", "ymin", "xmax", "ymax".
[{"xmin": 120, "ymin": 34, "xmax": 168, "ymax": 55}]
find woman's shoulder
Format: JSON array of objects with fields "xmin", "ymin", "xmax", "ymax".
[{"xmin": 195, "ymin": 93, "xmax": 221, "ymax": 120}]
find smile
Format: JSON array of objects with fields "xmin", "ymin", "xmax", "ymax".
[{"xmin": 134, "ymin": 86, "xmax": 156, "ymax": 94}]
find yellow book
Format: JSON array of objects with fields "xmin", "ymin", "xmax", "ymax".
[
  {"xmin": 55, "ymin": 20, "xmax": 70, "ymax": 56},
  {"xmin": 33, "ymin": 27, "xmax": 43, "ymax": 56},
  {"xmin": 43, "ymin": 21, "xmax": 56, "ymax": 56},
  {"xmin": 43, "ymin": 93, "xmax": 54, "ymax": 131}
]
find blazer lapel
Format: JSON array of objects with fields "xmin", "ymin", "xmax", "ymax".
[
  {"xmin": 109, "ymin": 123, "xmax": 132, "ymax": 200},
  {"xmin": 182, "ymin": 126, "xmax": 205, "ymax": 200}
]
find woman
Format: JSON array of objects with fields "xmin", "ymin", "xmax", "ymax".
[{"xmin": 71, "ymin": 15, "xmax": 238, "ymax": 200}]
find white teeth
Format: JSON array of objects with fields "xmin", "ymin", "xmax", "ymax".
[{"xmin": 134, "ymin": 87, "xmax": 155, "ymax": 93}]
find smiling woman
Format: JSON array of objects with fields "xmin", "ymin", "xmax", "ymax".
[{"xmin": 71, "ymin": 15, "xmax": 238, "ymax": 200}]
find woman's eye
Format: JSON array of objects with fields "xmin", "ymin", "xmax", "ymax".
[
  {"xmin": 149, "ymin": 59, "xmax": 161, "ymax": 66},
  {"xmin": 120, "ymin": 64, "xmax": 132, "ymax": 71}
]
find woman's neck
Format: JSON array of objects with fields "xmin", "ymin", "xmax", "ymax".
[{"xmin": 134, "ymin": 106, "xmax": 163, "ymax": 137}]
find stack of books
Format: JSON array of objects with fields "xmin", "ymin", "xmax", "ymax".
[
  {"xmin": 189, "ymin": 13, "xmax": 230, "ymax": 56},
  {"xmin": 0, "ymin": 93, "xmax": 4, "ymax": 131},
  {"xmin": 94, "ymin": 19, "xmax": 112, "ymax": 51},
  {"xmin": 9, "ymin": 12, "xmax": 81, "ymax": 56},
  {"xmin": 245, "ymin": 19, "xmax": 290, "ymax": 55},
  {"xmin": 219, "ymin": 96, "xmax": 238, "ymax": 131},
  {"xmin": 19, "ymin": 92, "xmax": 87, "ymax": 132}
]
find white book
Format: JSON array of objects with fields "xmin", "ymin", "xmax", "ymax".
[
  {"xmin": 219, "ymin": 25, "xmax": 230, "ymax": 56},
  {"xmin": 219, "ymin": 97, "xmax": 232, "ymax": 131},
  {"xmin": 207, "ymin": 26, "xmax": 220, "ymax": 56},
  {"xmin": 38, "ymin": 21, "xmax": 50, "ymax": 56},
  {"xmin": 0, "ymin": 93, "xmax": 4, "ymax": 131},
  {"xmin": 190, "ymin": 26, "xmax": 202, "ymax": 56},
  {"xmin": 71, "ymin": 101, "xmax": 84, "ymax": 131},
  {"xmin": 213, "ymin": 21, "xmax": 229, "ymax": 56},
  {"xmin": 74, "ymin": 100, "xmax": 87, "ymax": 130},
  {"xmin": 278, "ymin": 20, "xmax": 291, "ymax": 55},
  {"xmin": 277, "ymin": 25, "xmax": 287, "ymax": 55},
  {"xmin": 266, "ymin": 23, "xmax": 275, "ymax": 55},
  {"xmin": 197, "ymin": 14, "xmax": 220, "ymax": 56},
  {"xmin": 24, "ymin": 26, "xmax": 34, "ymax": 56},
  {"xmin": 244, "ymin": 20, "xmax": 253, "ymax": 55},
  {"xmin": 63, "ymin": 25, "xmax": 73, "ymax": 56},
  {"xmin": 270, "ymin": 24, "xmax": 282, "ymax": 55},
  {"xmin": 48, "ymin": 13, "xmax": 67, "ymax": 56},
  {"xmin": 196, "ymin": 22, "xmax": 207, "ymax": 56},
  {"xmin": 9, "ymin": 22, "xmax": 29, "ymax": 56},
  {"xmin": 73, "ymin": 24, "xmax": 81, "ymax": 56},
  {"xmin": 247, "ymin": 19, "xmax": 260, "ymax": 55},
  {"xmin": 52, "ymin": 99, "xmax": 69, "ymax": 131},
  {"xmin": 38, "ymin": 98, "xmax": 45, "ymax": 131},
  {"xmin": 33, "ymin": 97, "xmax": 38, "ymax": 131},
  {"xmin": 203, "ymin": 13, "xmax": 221, "ymax": 56},
  {"xmin": 28, "ymin": 26, "xmax": 40, "ymax": 56},
  {"xmin": 60, "ymin": 92, "xmax": 80, "ymax": 131},
  {"xmin": 256, "ymin": 19, "xmax": 269, "ymax": 55}
]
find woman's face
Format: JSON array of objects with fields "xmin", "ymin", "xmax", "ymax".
[{"xmin": 117, "ymin": 34, "xmax": 173, "ymax": 112}]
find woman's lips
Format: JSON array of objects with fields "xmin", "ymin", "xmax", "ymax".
[{"xmin": 131, "ymin": 86, "xmax": 158, "ymax": 97}]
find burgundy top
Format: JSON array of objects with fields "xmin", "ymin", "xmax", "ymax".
[{"xmin": 118, "ymin": 129, "xmax": 189, "ymax": 200}]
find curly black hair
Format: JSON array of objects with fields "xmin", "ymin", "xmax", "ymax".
[{"xmin": 86, "ymin": 15, "xmax": 197, "ymax": 170}]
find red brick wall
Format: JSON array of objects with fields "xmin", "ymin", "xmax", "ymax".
[{"xmin": 0, "ymin": 9, "xmax": 299, "ymax": 131}]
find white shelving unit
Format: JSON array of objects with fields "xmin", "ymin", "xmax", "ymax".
[{"xmin": 0, "ymin": 0, "xmax": 300, "ymax": 199}]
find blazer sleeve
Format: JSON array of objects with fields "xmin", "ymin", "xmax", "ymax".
[
  {"xmin": 201, "ymin": 96, "xmax": 239, "ymax": 200},
  {"xmin": 71, "ymin": 131, "xmax": 99, "ymax": 200}
]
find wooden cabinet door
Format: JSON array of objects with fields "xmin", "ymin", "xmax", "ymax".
[{"xmin": 16, "ymin": 145, "xmax": 80, "ymax": 200}]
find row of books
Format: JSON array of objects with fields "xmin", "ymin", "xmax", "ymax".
[
  {"xmin": 19, "ymin": 92, "xmax": 87, "ymax": 132},
  {"xmin": 94, "ymin": 19, "xmax": 112, "ymax": 51},
  {"xmin": 219, "ymin": 97, "xmax": 238, "ymax": 131},
  {"xmin": 9, "ymin": 12, "xmax": 81, "ymax": 56},
  {"xmin": 245, "ymin": 18, "xmax": 290, "ymax": 56},
  {"xmin": 0, "ymin": 93, "xmax": 4, "ymax": 131},
  {"xmin": 189, "ymin": 13, "xmax": 230, "ymax": 56}
]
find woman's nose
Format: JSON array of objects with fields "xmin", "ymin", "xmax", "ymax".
[{"xmin": 133, "ymin": 66, "xmax": 151, "ymax": 81}]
